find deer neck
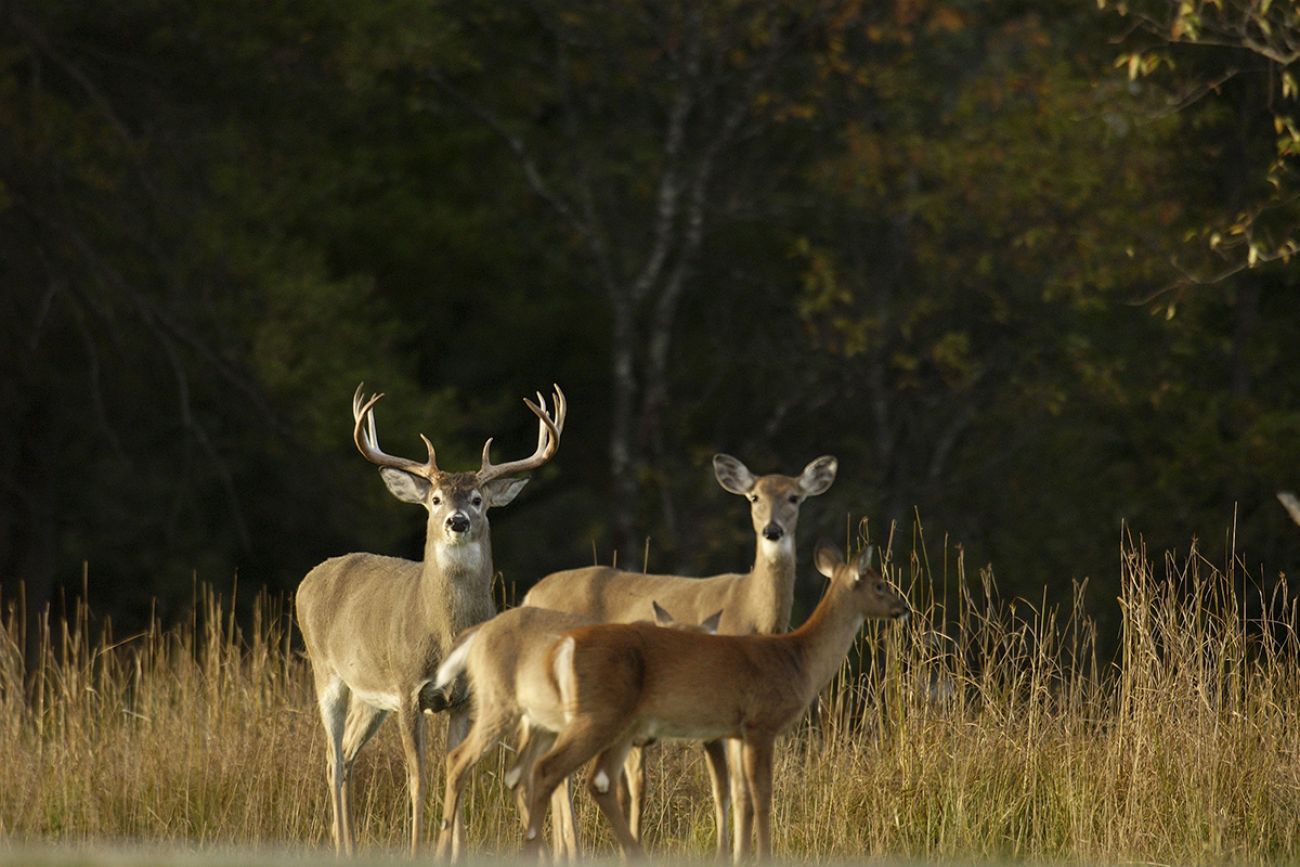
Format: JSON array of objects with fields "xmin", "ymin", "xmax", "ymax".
[
  {"xmin": 746, "ymin": 534, "xmax": 797, "ymax": 633},
  {"xmin": 785, "ymin": 584, "xmax": 867, "ymax": 705},
  {"xmin": 421, "ymin": 530, "xmax": 495, "ymax": 647}
]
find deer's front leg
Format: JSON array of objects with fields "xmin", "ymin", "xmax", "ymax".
[{"xmin": 395, "ymin": 701, "xmax": 427, "ymax": 857}]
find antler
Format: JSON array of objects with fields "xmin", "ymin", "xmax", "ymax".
[
  {"xmin": 477, "ymin": 384, "xmax": 567, "ymax": 483},
  {"xmin": 352, "ymin": 383, "xmax": 440, "ymax": 478}
]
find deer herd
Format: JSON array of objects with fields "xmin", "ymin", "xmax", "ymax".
[{"xmin": 296, "ymin": 383, "xmax": 910, "ymax": 863}]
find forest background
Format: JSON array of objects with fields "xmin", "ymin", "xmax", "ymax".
[{"xmin": 2, "ymin": 0, "xmax": 1298, "ymax": 647}]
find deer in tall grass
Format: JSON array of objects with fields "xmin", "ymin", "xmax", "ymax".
[
  {"xmin": 522, "ymin": 540, "xmax": 910, "ymax": 862},
  {"xmin": 430, "ymin": 602, "xmax": 722, "ymax": 862},
  {"xmin": 295, "ymin": 383, "xmax": 565, "ymax": 857},
  {"xmin": 521, "ymin": 453, "xmax": 836, "ymax": 856}
]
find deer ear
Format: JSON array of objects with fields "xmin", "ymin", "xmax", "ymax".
[
  {"xmin": 855, "ymin": 546, "xmax": 875, "ymax": 583},
  {"xmin": 651, "ymin": 600, "xmax": 674, "ymax": 626},
  {"xmin": 483, "ymin": 476, "xmax": 529, "ymax": 508},
  {"xmin": 798, "ymin": 456, "xmax": 838, "ymax": 496},
  {"xmin": 714, "ymin": 453, "xmax": 757, "ymax": 495},
  {"xmin": 701, "ymin": 609, "xmax": 723, "ymax": 634},
  {"xmin": 857, "ymin": 548, "xmax": 878, "ymax": 577},
  {"xmin": 380, "ymin": 467, "xmax": 430, "ymax": 505},
  {"xmin": 814, "ymin": 539, "xmax": 843, "ymax": 579}
]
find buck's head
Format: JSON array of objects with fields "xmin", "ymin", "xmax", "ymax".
[
  {"xmin": 713, "ymin": 454, "xmax": 838, "ymax": 555},
  {"xmin": 352, "ymin": 384, "xmax": 566, "ymax": 549},
  {"xmin": 814, "ymin": 539, "xmax": 911, "ymax": 621}
]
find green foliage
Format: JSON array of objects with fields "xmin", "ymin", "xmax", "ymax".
[{"xmin": 0, "ymin": 0, "xmax": 1297, "ymax": 636}]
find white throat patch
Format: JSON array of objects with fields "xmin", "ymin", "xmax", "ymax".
[{"xmin": 435, "ymin": 543, "xmax": 484, "ymax": 575}]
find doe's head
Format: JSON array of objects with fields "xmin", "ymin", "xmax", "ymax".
[
  {"xmin": 814, "ymin": 539, "xmax": 911, "ymax": 622},
  {"xmin": 713, "ymin": 453, "xmax": 837, "ymax": 549}
]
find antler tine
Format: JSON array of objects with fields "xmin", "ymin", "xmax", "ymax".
[
  {"xmin": 477, "ymin": 384, "xmax": 567, "ymax": 482},
  {"xmin": 350, "ymin": 383, "xmax": 440, "ymax": 478},
  {"xmin": 352, "ymin": 384, "xmax": 381, "ymax": 454}
]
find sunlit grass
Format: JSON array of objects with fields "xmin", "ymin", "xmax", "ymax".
[{"xmin": 1, "ymin": 530, "xmax": 1297, "ymax": 864}]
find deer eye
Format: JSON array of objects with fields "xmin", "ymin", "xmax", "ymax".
[
  {"xmin": 471, "ymin": 495, "xmax": 482, "ymax": 507},
  {"xmin": 788, "ymin": 494, "xmax": 800, "ymax": 504},
  {"xmin": 431, "ymin": 495, "xmax": 442, "ymax": 506},
  {"xmin": 749, "ymin": 494, "xmax": 759, "ymax": 503}
]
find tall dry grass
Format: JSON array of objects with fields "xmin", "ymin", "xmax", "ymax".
[{"xmin": 1, "ymin": 533, "xmax": 1297, "ymax": 863}]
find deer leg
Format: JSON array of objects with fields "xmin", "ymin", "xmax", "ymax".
[
  {"xmin": 727, "ymin": 738, "xmax": 753, "ymax": 862},
  {"xmin": 315, "ymin": 676, "xmax": 350, "ymax": 856},
  {"xmin": 622, "ymin": 743, "xmax": 648, "ymax": 842},
  {"xmin": 550, "ymin": 777, "xmax": 578, "ymax": 863},
  {"xmin": 741, "ymin": 736, "xmax": 775, "ymax": 862},
  {"xmin": 395, "ymin": 701, "xmax": 427, "ymax": 857},
  {"xmin": 702, "ymin": 738, "xmax": 731, "ymax": 861},
  {"xmin": 589, "ymin": 741, "xmax": 646, "ymax": 859},
  {"xmin": 524, "ymin": 716, "xmax": 626, "ymax": 856},
  {"xmin": 511, "ymin": 722, "xmax": 577, "ymax": 862},
  {"xmin": 437, "ymin": 701, "xmax": 513, "ymax": 862},
  {"xmin": 340, "ymin": 697, "xmax": 387, "ymax": 853},
  {"xmin": 445, "ymin": 704, "xmax": 472, "ymax": 861}
]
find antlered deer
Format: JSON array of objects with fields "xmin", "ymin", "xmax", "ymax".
[
  {"xmin": 522, "ymin": 453, "xmax": 836, "ymax": 854},
  {"xmin": 523, "ymin": 540, "xmax": 909, "ymax": 862},
  {"xmin": 296, "ymin": 383, "xmax": 565, "ymax": 857}
]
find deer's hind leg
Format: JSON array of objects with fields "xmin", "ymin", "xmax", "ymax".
[
  {"xmin": 437, "ymin": 697, "xmax": 515, "ymax": 861},
  {"xmin": 524, "ymin": 715, "xmax": 629, "ymax": 856},
  {"xmin": 512, "ymin": 722, "xmax": 578, "ymax": 862},
  {"xmin": 590, "ymin": 739, "xmax": 646, "ymax": 859}
]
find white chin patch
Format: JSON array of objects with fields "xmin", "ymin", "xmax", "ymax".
[
  {"xmin": 760, "ymin": 535, "xmax": 793, "ymax": 559},
  {"xmin": 593, "ymin": 770, "xmax": 610, "ymax": 794}
]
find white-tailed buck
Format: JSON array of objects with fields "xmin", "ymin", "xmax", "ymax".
[
  {"xmin": 523, "ymin": 540, "xmax": 910, "ymax": 862},
  {"xmin": 432, "ymin": 602, "xmax": 722, "ymax": 862},
  {"xmin": 296, "ymin": 382, "xmax": 565, "ymax": 857},
  {"xmin": 521, "ymin": 453, "xmax": 836, "ymax": 855}
]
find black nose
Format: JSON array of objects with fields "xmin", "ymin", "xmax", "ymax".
[
  {"xmin": 762, "ymin": 523, "xmax": 784, "ymax": 541},
  {"xmin": 447, "ymin": 514, "xmax": 470, "ymax": 533}
]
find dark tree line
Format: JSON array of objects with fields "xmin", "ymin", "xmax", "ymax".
[{"xmin": 2, "ymin": 0, "xmax": 1297, "ymax": 643}]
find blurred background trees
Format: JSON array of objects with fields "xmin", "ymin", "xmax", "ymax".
[{"xmin": 2, "ymin": 0, "xmax": 1296, "ymax": 638}]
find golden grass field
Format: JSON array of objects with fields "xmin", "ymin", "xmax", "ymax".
[{"xmin": 1, "ymin": 529, "xmax": 1297, "ymax": 864}]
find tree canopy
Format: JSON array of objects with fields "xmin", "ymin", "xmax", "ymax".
[{"xmin": 2, "ymin": 0, "xmax": 1296, "ymax": 639}]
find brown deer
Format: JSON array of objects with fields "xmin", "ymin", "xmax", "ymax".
[
  {"xmin": 522, "ymin": 540, "xmax": 910, "ymax": 862},
  {"xmin": 431, "ymin": 602, "xmax": 722, "ymax": 862},
  {"xmin": 521, "ymin": 453, "xmax": 836, "ymax": 855},
  {"xmin": 296, "ymin": 383, "xmax": 565, "ymax": 857}
]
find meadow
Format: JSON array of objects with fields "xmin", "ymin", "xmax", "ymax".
[{"xmin": 2, "ymin": 530, "xmax": 1297, "ymax": 865}]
